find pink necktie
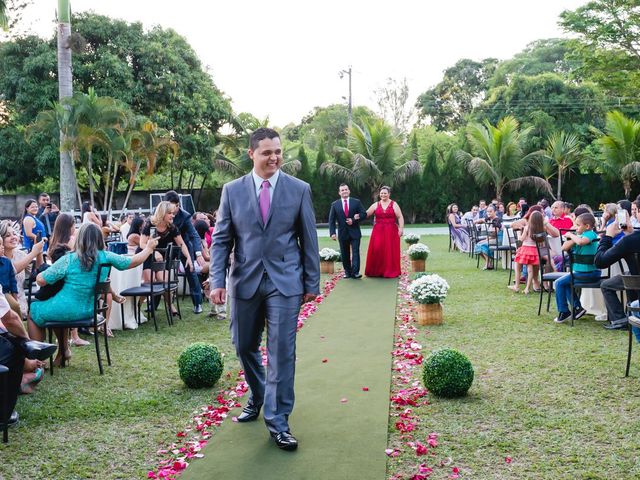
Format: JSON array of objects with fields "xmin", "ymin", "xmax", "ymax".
[
  {"xmin": 343, "ymin": 199, "xmax": 349, "ymax": 217},
  {"xmin": 259, "ymin": 180, "xmax": 270, "ymax": 223}
]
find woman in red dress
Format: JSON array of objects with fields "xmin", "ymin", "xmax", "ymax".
[{"xmin": 364, "ymin": 186, "xmax": 404, "ymax": 278}]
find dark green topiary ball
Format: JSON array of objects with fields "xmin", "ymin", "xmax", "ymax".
[
  {"xmin": 422, "ymin": 348, "xmax": 474, "ymax": 398},
  {"xmin": 178, "ymin": 343, "xmax": 224, "ymax": 389}
]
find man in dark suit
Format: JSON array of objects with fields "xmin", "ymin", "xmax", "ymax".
[
  {"xmin": 210, "ymin": 127, "xmax": 320, "ymax": 451},
  {"xmin": 36, "ymin": 192, "xmax": 59, "ymax": 238},
  {"xmin": 328, "ymin": 184, "xmax": 366, "ymax": 278}
]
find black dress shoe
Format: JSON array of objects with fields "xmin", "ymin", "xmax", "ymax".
[
  {"xmin": 19, "ymin": 340, "xmax": 58, "ymax": 361},
  {"xmin": 271, "ymin": 431, "xmax": 298, "ymax": 451},
  {"xmin": 352, "ymin": 274, "xmax": 362, "ymax": 279},
  {"xmin": 8, "ymin": 410, "xmax": 18, "ymax": 426},
  {"xmin": 237, "ymin": 405, "xmax": 261, "ymax": 422},
  {"xmin": 604, "ymin": 320, "xmax": 629, "ymax": 330}
]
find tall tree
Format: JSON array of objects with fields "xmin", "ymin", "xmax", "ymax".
[
  {"xmin": 591, "ymin": 110, "xmax": 640, "ymax": 198},
  {"xmin": 415, "ymin": 58, "xmax": 498, "ymax": 131},
  {"xmin": 532, "ymin": 131, "xmax": 583, "ymax": 200},
  {"xmin": 374, "ymin": 77, "xmax": 415, "ymax": 135},
  {"xmin": 321, "ymin": 119, "xmax": 420, "ymax": 201},
  {"xmin": 57, "ymin": 0, "xmax": 77, "ymax": 211},
  {"xmin": 456, "ymin": 116, "xmax": 551, "ymax": 201},
  {"xmin": 0, "ymin": 0, "xmax": 8, "ymax": 30}
]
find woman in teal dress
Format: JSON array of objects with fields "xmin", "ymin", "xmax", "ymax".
[{"xmin": 27, "ymin": 223, "xmax": 157, "ymax": 365}]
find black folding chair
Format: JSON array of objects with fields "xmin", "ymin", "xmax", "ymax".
[
  {"xmin": 567, "ymin": 252, "xmax": 608, "ymax": 326},
  {"xmin": 0, "ymin": 363, "xmax": 8, "ymax": 443},
  {"xmin": 119, "ymin": 251, "xmax": 170, "ymax": 331},
  {"xmin": 533, "ymin": 233, "xmax": 567, "ymax": 315},
  {"xmin": 621, "ymin": 275, "xmax": 640, "ymax": 377}
]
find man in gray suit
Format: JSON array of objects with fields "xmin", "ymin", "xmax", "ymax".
[{"xmin": 210, "ymin": 127, "xmax": 320, "ymax": 451}]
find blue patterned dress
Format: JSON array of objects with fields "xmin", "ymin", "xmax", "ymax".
[{"xmin": 30, "ymin": 250, "xmax": 132, "ymax": 326}]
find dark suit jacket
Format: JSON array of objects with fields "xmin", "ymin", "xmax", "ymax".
[
  {"xmin": 210, "ymin": 172, "xmax": 320, "ymax": 299},
  {"xmin": 328, "ymin": 197, "xmax": 366, "ymax": 241},
  {"xmin": 172, "ymin": 208, "xmax": 201, "ymax": 257}
]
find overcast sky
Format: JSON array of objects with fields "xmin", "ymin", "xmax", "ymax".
[{"xmin": 16, "ymin": 0, "xmax": 586, "ymax": 126}]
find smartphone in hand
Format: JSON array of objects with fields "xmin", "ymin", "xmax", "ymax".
[
  {"xmin": 617, "ymin": 210, "xmax": 627, "ymax": 229},
  {"xmin": 149, "ymin": 226, "xmax": 157, "ymax": 238}
]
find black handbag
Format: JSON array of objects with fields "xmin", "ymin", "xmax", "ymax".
[{"xmin": 32, "ymin": 264, "xmax": 64, "ymax": 301}]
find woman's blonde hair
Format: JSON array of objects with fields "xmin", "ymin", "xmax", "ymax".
[
  {"xmin": 0, "ymin": 220, "xmax": 19, "ymax": 239},
  {"xmin": 604, "ymin": 203, "xmax": 618, "ymax": 219},
  {"xmin": 150, "ymin": 201, "xmax": 176, "ymax": 226}
]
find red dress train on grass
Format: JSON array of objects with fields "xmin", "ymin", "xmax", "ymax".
[{"xmin": 365, "ymin": 201, "xmax": 401, "ymax": 278}]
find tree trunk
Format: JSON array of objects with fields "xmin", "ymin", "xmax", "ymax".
[
  {"xmin": 177, "ymin": 167, "xmax": 184, "ymax": 190},
  {"xmin": 196, "ymin": 173, "xmax": 208, "ymax": 210},
  {"xmin": 120, "ymin": 161, "xmax": 141, "ymax": 212},
  {"xmin": 87, "ymin": 150, "xmax": 95, "ymax": 207},
  {"xmin": 57, "ymin": 0, "xmax": 76, "ymax": 212},
  {"xmin": 557, "ymin": 170, "xmax": 563, "ymax": 201}
]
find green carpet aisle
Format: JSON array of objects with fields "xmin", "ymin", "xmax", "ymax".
[{"xmin": 181, "ymin": 276, "xmax": 399, "ymax": 480}]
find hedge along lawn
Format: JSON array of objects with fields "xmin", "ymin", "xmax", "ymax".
[{"xmin": 402, "ymin": 235, "xmax": 640, "ymax": 479}]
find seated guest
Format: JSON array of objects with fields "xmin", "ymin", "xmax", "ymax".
[
  {"xmin": 0, "ymin": 290, "xmax": 57, "ymax": 424},
  {"xmin": 563, "ymin": 202, "xmax": 573, "ymax": 217},
  {"xmin": 549, "ymin": 201, "xmax": 574, "ymax": 233},
  {"xmin": 192, "ymin": 220, "xmax": 211, "ymax": 274},
  {"xmin": 538, "ymin": 198, "xmax": 552, "ymax": 219},
  {"xmin": 0, "ymin": 221, "xmax": 45, "ymax": 319},
  {"xmin": 26, "ymin": 224, "xmax": 157, "ymax": 366},
  {"xmin": 631, "ymin": 200, "xmax": 640, "ymax": 228},
  {"xmin": 81, "ymin": 201, "xmax": 102, "ymax": 227},
  {"xmin": 461, "ymin": 205, "xmax": 479, "ymax": 224},
  {"xmin": 496, "ymin": 202, "xmax": 505, "ymax": 220},
  {"xmin": 473, "ymin": 205, "xmax": 502, "ymax": 269},
  {"xmin": 506, "ymin": 202, "xmax": 518, "ymax": 218},
  {"xmin": 478, "ymin": 200, "xmax": 487, "ymax": 219},
  {"xmin": 127, "ymin": 216, "xmax": 144, "ymax": 255},
  {"xmin": 47, "ymin": 213, "xmax": 90, "ymax": 347},
  {"xmin": 595, "ymin": 209, "xmax": 639, "ymax": 330},
  {"xmin": 446, "ymin": 204, "xmax": 471, "ymax": 253},
  {"xmin": 119, "ymin": 213, "xmax": 134, "ymax": 239},
  {"xmin": 139, "ymin": 201, "xmax": 193, "ymax": 315},
  {"xmin": 0, "ymin": 244, "xmax": 20, "ymax": 316},
  {"xmin": 602, "ymin": 203, "xmax": 625, "ymax": 244},
  {"xmin": 553, "ymin": 213, "xmax": 601, "ymax": 324}
]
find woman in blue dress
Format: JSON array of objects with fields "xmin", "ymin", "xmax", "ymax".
[
  {"xmin": 26, "ymin": 223, "xmax": 158, "ymax": 365},
  {"xmin": 21, "ymin": 199, "xmax": 47, "ymax": 252}
]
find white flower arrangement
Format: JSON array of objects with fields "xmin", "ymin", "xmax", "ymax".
[
  {"xmin": 407, "ymin": 242, "xmax": 430, "ymax": 260},
  {"xmin": 319, "ymin": 247, "xmax": 341, "ymax": 262},
  {"xmin": 408, "ymin": 274, "xmax": 450, "ymax": 304},
  {"xmin": 404, "ymin": 233, "xmax": 420, "ymax": 245}
]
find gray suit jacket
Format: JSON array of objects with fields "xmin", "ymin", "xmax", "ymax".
[{"xmin": 210, "ymin": 172, "xmax": 320, "ymax": 299}]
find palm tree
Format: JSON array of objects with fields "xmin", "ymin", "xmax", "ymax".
[
  {"xmin": 74, "ymin": 88, "xmax": 128, "ymax": 207},
  {"xmin": 321, "ymin": 119, "xmax": 420, "ymax": 201},
  {"xmin": 533, "ymin": 131, "xmax": 583, "ymax": 200},
  {"xmin": 120, "ymin": 119, "xmax": 178, "ymax": 211},
  {"xmin": 0, "ymin": 0, "xmax": 9, "ymax": 31},
  {"xmin": 57, "ymin": 0, "xmax": 76, "ymax": 211},
  {"xmin": 592, "ymin": 110, "xmax": 640, "ymax": 199},
  {"xmin": 456, "ymin": 116, "xmax": 551, "ymax": 201}
]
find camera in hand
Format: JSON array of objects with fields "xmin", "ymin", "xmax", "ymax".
[
  {"xmin": 149, "ymin": 226, "xmax": 157, "ymax": 238},
  {"xmin": 46, "ymin": 203, "xmax": 52, "ymax": 208},
  {"xmin": 617, "ymin": 210, "xmax": 627, "ymax": 229},
  {"xmin": 36, "ymin": 232, "xmax": 42, "ymax": 243}
]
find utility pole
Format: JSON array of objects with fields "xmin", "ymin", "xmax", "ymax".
[{"xmin": 339, "ymin": 66, "xmax": 352, "ymax": 129}]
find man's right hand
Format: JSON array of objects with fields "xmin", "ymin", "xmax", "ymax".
[
  {"xmin": 606, "ymin": 220, "xmax": 621, "ymax": 238},
  {"xmin": 330, "ymin": 234, "xmax": 336, "ymax": 241},
  {"xmin": 211, "ymin": 288, "xmax": 226, "ymax": 305}
]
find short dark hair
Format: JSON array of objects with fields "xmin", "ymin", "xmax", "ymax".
[
  {"xmin": 249, "ymin": 127, "xmax": 280, "ymax": 151},
  {"xmin": 38, "ymin": 192, "xmax": 49, "ymax": 199},
  {"xmin": 339, "ymin": 183, "xmax": 349, "ymax": 189},
  {"xmin": 164, "ymin": 190, "xmax": 180, "ymax": 204},
  {"xmin": 573, "ymin": 206, "xmax": 590, "ymax": 217},
  {"xmin": 577, "ymin": 212, "xmax": 596, "ymax": 229}
]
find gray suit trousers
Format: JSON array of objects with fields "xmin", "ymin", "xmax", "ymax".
[{"xmin": 230, "ymin": 272, "xmax": 301, "ymax": 433}]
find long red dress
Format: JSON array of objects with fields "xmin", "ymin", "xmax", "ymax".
[{"xmin": 365, "ymin": 201, "xmax": 401, "ymax": 278}]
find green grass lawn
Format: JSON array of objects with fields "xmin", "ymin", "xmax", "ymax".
[
  {"xmin": 1, "ymin": 235, "xmax": 639, "ymax": 479},
  {"xmin": 394, "ymin": 236, "xmax": 640, "ymax": 479}
]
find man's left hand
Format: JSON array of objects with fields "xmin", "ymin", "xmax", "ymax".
[{"xmin": 302, "ymin": 293, "xmax": 317, "ymax": 304}]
